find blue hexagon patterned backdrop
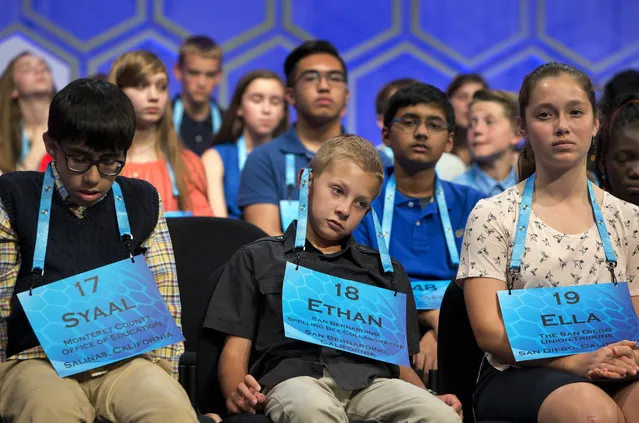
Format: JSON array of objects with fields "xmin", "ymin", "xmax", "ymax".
[{"xmin": 1, "ymin": 0, "xmax": 638, "ymax": 144}]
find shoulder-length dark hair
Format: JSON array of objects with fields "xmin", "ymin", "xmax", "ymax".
[{"xmin": 213, "ymin": 70, "xmax": 288, "ymax": 145}]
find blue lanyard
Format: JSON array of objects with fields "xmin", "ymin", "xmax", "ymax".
[
  {"xmin": 172, "ymin": 98, "xmax": 221, "ymax": 134},
  {"xmin": 285, "ymin": 153, "xmax": 296, "ymax": 200},
  {"xmin": 32, "ymin": 164, "xmax": 133, "ymax": 276},
  {"xmin": 379, "ymin": 173, "xmax": 459, "ymax": 267},
  {"xmin": 20, "ymin": 122, "xmax": 30, "ymax": 164},
  {"xmin": 166, "ymin": 161, "xmax": 180, "ymax": 197},
  {"xmin": 509, "ymin": 173, "xmax": 617, "ymax": 291},
  {"xmin": 294, "ymin": 169, "xmax": 394, "ymax": 274},
  {"xmin": 237, "ymin": 135, "xmax": 247, "ymax": 171}
]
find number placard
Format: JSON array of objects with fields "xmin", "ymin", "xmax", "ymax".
[
  {"xmin": 410, "ymin": 280, "xmax": 450, "ymax": 310},
  {"xmin": 18, "ymin": 256, "xmax": 184, "ymax": 377},
  {"xmin": 498, "ymin": 283, "xmax": 639, "ymax": 361},
  {"xmin": 282, "ymin": 262, "xmax": 410, "ymax": 366}
]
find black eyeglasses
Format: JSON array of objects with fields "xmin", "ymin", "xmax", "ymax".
[
  {"xmin": 58, "ymin": 145, "xmax": 126, "ymax": 176},
  {"xmin": 295, "ymin": 70, "xmax": 347, "ymax": 86},
  {"xmin": 389, "ymin": 116, "xmax": 450, "ymax": 134}
]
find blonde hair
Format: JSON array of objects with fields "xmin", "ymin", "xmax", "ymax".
[
  {"xmin": 0, "ymin": 52, "xmax": 54, "ymax": 172},
  {"xmin": 310, "ymin": 134, "xmax": 385, "ymax": 195},
  {"xmin": 108, "ymin": 50, "xmax": 192, "ymax": 211},
  {"xmin": 470, "ymin": 89, "xmax": 520, "ymax": 133},
  {"xmin": 177, "ymin": 35, "xmax": 222, "ymax": 67}
]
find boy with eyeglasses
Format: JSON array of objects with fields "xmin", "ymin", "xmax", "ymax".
[
  {"xmin": 238, "ymin": 40, "xmax": 391, "ymax": 236},
  {"xmin": 0, "ymin": 78, "xmax": 200, "ymax": 422},
  {"xmin": 354, "ymin": 83, "xmax": 484, "ymax": 384}
]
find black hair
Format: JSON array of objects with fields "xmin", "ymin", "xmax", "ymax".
[
  {"xmin": 517, "ymin": 62, "xmax": 597, "ymax": 181},
  {"xmin": 383, "ymin": 83, "xmax": 455, "ymax": 130},
  {"xmin": 283, "ymin": 40, "xmax": 347, "ymax": 87},
  {"xmin": 375, "ymin": 78, "xmax": 419, "ymax": 115},
  {"xmin": 47, "ymin": 78, "xmax": 136, "ymax": 152},
  {"xmin": 599, "ymin": 70, "xmax": 639, "ymax": 117},
  {"xmin": 596, "ymin": 91, "xmax": 639, "ymax": 188},
  {"xmin": 446, "ymin": 73, "xmax": 488, "ymax": 97}
]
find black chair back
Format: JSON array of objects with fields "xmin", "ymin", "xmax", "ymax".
[
  {"xmin": 166, "ymin": 217, "xmax": 266, "ymax": 408},
  {"xmin": 437, "ymin": 281, "xmax": 484, "ymax": 423},
  {"xmin": 167, "ymin": 217, "xmax": 267, "ymax": 351}
]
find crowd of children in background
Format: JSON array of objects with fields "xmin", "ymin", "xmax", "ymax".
[{"xmin": 1, "ymin": 34, "xmax": 639, "ymax": 423}]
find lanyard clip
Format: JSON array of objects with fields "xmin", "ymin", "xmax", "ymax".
[
  {"xmin": 607, "ymin": 261, "xmax": 618, "ymax": 286},
  {"xmin": 507, "ymin": 268, "xmax": 519, "ymax": 295},
  {"xmin": 29, "ymin": 268, "xmax": 44, "ymax": 296},
  {"xmin": 121, "ymin": 234, "xmax": 135, "ymax": 263}
]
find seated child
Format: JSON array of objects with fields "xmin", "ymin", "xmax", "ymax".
[
  {"xmin": 375, "ymin": 78, "xmax": 467, "ymax": 180},
  {"xmin": 0, "ymin": 78, "xmax": 199, "ymax": 423},
  {"xmin": 354, "ymin": 83, "xmax": 484, "ymax": 381},
  {"xmin": 453, "ymin": 89, "xmax": 521, "ymax": 196},
  {"xmin": 205, "ymin": 134, "xmax": 462, "ymax": 423}
]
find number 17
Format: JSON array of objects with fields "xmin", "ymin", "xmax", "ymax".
[{"xmin": 74, "ymin": 276, "xmax": 99, "ymax": 297}]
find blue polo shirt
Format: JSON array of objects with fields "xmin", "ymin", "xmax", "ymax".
[
  {"xmin": 212, "ymin": 142, "xmax": 242, "ymax": 219},
  {"xmin": 238, "ymin": 125, "xmax": 392, "ymax": 208},
  {"xmin": 453, "ymin": 163, "xmax": 517, "ymax": 197},
  {"xmin": 353, "ymin": 171, "xmax": 485, "ymax": 282}
]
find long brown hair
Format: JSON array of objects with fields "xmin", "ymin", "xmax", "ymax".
[
  {"xmin": 108, "ymin": 50, "xmax": 191, "ymax": 211},
  {"xmin": 0, "ymin": 52, "xmax": 35, "ymax": 172},
  {"xmin": 517, "ymin": 62, "xmax": 597, "ymax": 181},
  {"xmin": 212, "ymin": 70, "xmax": 288, "ymax": 145}
]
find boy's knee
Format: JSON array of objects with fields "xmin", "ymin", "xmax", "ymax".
[
  {"xmin": 8, "ymin": 385, "xmax": 93, "ymax": 421},
  {"xmin": 407, "ymin": 396, "xmax": 460, "ymax": 423},
  {"xmin": 266, "ymin": 379, "xmax": 347, "ymax": 423},
  {"xmin": 0, "ymin": 361, "xmax": 93, "ymax": 421}
]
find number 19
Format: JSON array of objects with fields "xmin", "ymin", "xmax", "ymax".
[{"xmin": 553, "ymin": 291, "xmax": 580, "ymax": 305}]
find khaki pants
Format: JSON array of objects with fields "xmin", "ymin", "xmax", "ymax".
[
  {"xmin": 0, "ymin": 358, "xmax": 198, "ymax": 423},
  {"xmin": 265, "ymin": 372, "xmax": 461, "ymax": 423}
]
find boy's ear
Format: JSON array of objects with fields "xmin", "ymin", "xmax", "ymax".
[
  {"xmin": 381, "ymin": 126, "xmax": 391, "ymax": 147},
  {"xmin": 173, "ymin": 64, "xmax": 183, "ymax": 83},
  {"xmin": 43, "ymin": 132, "xmax": 57, "ymax": 158},
  {"xmin": 445, "ymin": 130, "xmax": 455, "ymax": 153},
  {"xmin": 285, "ymin": 86, "xmax": 296, "ymax": 107},
  {"xmin": 213, "ymin": 67, "xmax": 224, "ymax": 87}
]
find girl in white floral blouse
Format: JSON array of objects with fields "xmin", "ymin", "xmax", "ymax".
[{"xmin": 457, "ymin": 62, "xmax": 639, "ymax": 423}]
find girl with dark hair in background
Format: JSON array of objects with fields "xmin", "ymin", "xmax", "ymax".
[
  {"xmin": 446, "ymin": 73, "xmax": 488, "ymax": 165},
  {"xmin": 596, "ymin": 70, "xmax": 639, "ymax": 206},
  {"xmin": 201, "ymin": 70, "xmax": 288, "ymax": 218}
]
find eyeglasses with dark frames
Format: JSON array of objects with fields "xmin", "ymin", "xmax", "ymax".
[{"xmin": 58, "ymin": 144, "xmax": 126, "ymax": 177}]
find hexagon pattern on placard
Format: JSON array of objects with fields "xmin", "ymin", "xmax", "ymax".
[{"xmin": 1, "ymin": 0, "xmax": 639, "ymax": 138}]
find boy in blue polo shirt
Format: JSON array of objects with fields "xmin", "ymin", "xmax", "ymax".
[
  {"xmin": 453, "ymin": 89, "xmax": 520, "ymax": 196},
  {"xmin": 237, "ymin": 40, "xmax": 350, "ymax": 236},
  {"xmin": 354, "ymin": 83, "xmax": 484, "ymax": 381}
]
